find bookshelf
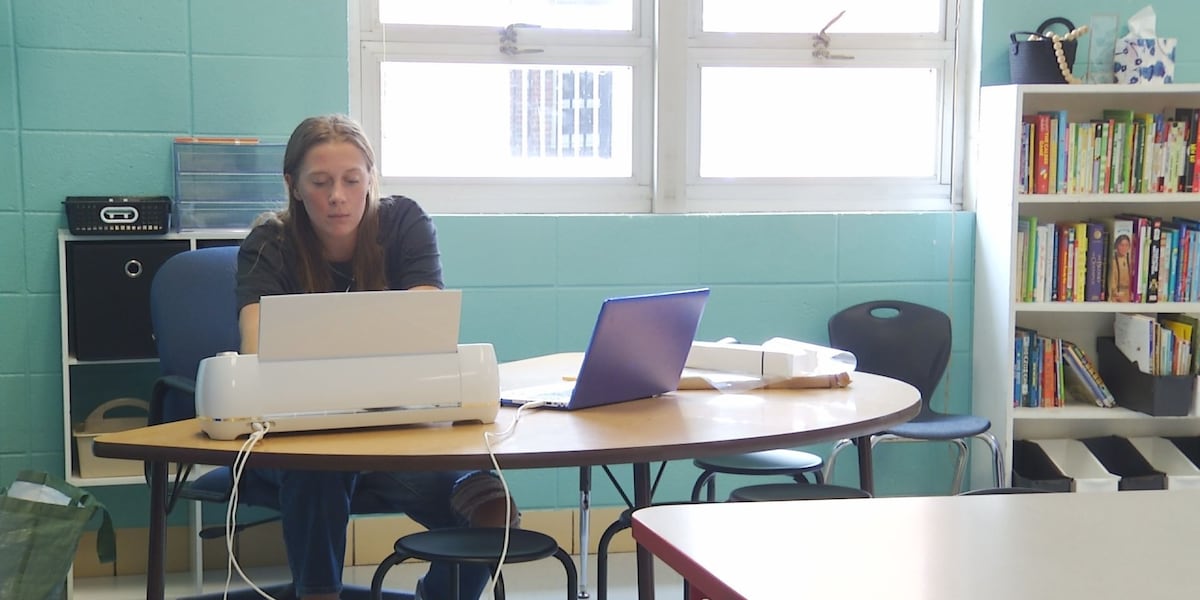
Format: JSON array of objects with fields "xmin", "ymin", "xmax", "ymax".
[{"xmin": 970, "ymin": 84, "xmax": 1200, "ymax": 487}]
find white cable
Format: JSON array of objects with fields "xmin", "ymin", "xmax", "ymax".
[
  {"xmin": 480, "ymin": 400, "xmax": 547, "ymax": 597},
  {"xmin": 223, "ymin": 422, "xmax": 278, "ymax": 600}
]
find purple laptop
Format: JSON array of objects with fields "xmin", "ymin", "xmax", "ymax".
[{"xmin": 501, "ymin": 288, "xmax": 710, "ymax": 410}]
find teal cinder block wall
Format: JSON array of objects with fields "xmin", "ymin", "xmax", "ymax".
[{"xmin": 0, "ymin": 0, "xmax": 992, "ymax": 529}]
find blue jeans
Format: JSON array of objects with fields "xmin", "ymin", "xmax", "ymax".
[{"xmin": 238, "ymin": 468, "xmax": 492, "ymax": 599}]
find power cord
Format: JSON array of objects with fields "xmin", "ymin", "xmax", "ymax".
[
  {"xmin": 224, "ymin": 421, "xmax": 277, "ymax": 600},
  {"xmin": 481, "ymin": 399, "xmax": 548, "ymax": 597}
]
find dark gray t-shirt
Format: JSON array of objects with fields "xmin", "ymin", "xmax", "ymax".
[{"xmin": 235, "ymin": 195, "xmax": 443, "ymax": 311}]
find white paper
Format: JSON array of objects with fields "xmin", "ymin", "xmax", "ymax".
[{"xmin": 7, "ymin": 480, "xmax": 73, "ymax": 506}]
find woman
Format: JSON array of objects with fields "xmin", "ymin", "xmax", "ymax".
[{"xmin": 235, "ymin": 114, "xmax": 515, "ymax": 600}]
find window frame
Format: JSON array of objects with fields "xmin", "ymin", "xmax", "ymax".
[{"xmin": 351, "ymin": 0, "xmax": 968, "ymax": 214}]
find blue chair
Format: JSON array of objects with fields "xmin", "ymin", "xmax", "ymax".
[
  {"xmin": 823, "ymin": 300, "xmax": 1005, "ymax": 493},
  {"xmin": 148, "ymin": 246, "xmax": 411, "ymax": 599}
]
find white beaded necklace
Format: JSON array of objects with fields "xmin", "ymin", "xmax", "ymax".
[{"xmin": 1039, "ymin": 25, "xmax": 1090, "ymax": 84}]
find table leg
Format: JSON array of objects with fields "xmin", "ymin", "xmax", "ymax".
[
  {"xmin": 633, "ymin": 462, "xmax": 654, "ymax": 600},
  {"xmin": 855, "ymin": 436, "xmax": 875, "ymax": 496},
  {"xmin": 147, "ymin": 461, "xmax": 168, "ymax": 600},
  {"xmin": 578, "ymin": 466, "xmax": 591, "ymax": 599}
]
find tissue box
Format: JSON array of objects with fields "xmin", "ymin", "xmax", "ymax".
[{"xmin": 1115, "ymin": 37, "xmax": 1176, "ymax": 84}]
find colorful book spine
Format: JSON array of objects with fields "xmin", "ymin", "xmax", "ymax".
[{"xmin": 1085, "ymin": 221, "xmax": 1106, "ymax": 302}]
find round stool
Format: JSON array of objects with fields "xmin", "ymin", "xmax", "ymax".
[
  {"xmin": 691, "ymin": 449, "xmax": 826, "ymax": 501},
  {"xmin": 369, "ymin": 528, "xmax": 578, "ymax": 600},
  {"xmin": 728, "ymin": 483, "xmax": 872, "ymax": 502}
]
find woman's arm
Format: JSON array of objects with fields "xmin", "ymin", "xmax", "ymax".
[{"xmin": 239, "ymin": 303, "xmax": 260, "ymax": 354}]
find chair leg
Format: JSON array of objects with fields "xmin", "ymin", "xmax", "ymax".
[
  {"xmin": 553, "ymin": 546, "xmax": 581, "ymax": 600},
  {"xmin": 950, "ymin": 438, "xmax": 969, "ymax": 495},
  {"xmin": 371, "ymin": 551, "xmax": 410, "ymax": 600},
  {"xmin": 494, "ymin": 568, "xmax": 506, "ymax": 600},
  {"xmin": 977, "ymin": 432, "xmax": 1006, "ymax": 487},
  {"xmin": 690, "ymin": 471, "xmax": 717, "ymax": 502},
  {"xmin": 595, "ymin": 515, "xmax": 630, "ymax": 600},
  {"xmin": 823, "ymin": 438, "xmax": 853, "ymax": 483}
]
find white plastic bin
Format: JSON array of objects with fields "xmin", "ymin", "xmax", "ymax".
[
  {"xmin": 1031, "ymin": 438, "xmax": 1119, "ymax": 492},
  {"xmin": 1127, "ymin": 437, "xmax": 1200, "ymax": 490}
]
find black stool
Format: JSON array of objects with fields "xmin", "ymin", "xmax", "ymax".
[
  {"xmin": 691, "ymin": 449, "xmax": 825, "ymax": 501},
  {"xmin": 728, "ymin": 483, "xmax": 872, "ymax": 502},
  {"xmin": 369, "ymin": 528, "xmax": 577, "ymax": 600},
  {"xmin": 595, "ymin": 502, "xmax": 697, "ymax": 600}
]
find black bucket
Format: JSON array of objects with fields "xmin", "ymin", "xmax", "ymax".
[{"xmin": 1009, "ymin": 18, "xmax": 1079, "ymax": 84}]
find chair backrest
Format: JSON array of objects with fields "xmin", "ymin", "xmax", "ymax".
[
  {"xmin": 149, "ymin": 246, "xmax": 240, "ymax": 424},
  {"xmin": 827, "ymin": 300, "xmax": 951, "ymax": 418}
]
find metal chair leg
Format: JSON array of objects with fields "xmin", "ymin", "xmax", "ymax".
[
  {"xmin": 823, "ymin": 438, "xmax": 855, "ymax": 482},
  {"xmin": 554, "ymin": 546, "xmax": 581, "ymax": 600},
  {"xmin": 370, "ymin": 551, "xmax": 410, "ymax": 599},
  {"xmin": 977, "ymin": 431, "xmax": 1006, "ymax": 487},
  {"xmin": 690, "ymin": 471, "xmax": 717, "ymax": 502},
  {"xmin": 949, "ymin": 437, "xmax": 969, "ymax": 494}
]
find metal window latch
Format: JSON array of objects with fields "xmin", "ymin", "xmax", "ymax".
[
  {"xmin": 812, "ymin": 10, "xmax": 855, "ymax": 60},
  {"xmin": 500, "ymin": 22, "xmax": 544, "ymax": 56}
]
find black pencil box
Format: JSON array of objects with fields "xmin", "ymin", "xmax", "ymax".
[{"xmin": 63, "ymin": 196, "xmax": 172, "ymax": 235}]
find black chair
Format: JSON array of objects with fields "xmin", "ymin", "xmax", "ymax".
[
  {"xmin": 822, "ymin": 300, "xmax": 1005, "ymax": 493},
  {"xmin": 148, "ymin": 246, "xmax": 409, "ymax": 599},
  {"xmin": 370, "ymin": 528, "xmax": 577, "ymax": 600}
]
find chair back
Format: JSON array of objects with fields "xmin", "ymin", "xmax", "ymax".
[
  {"xmin": 149, "ymin": 246, "xmax": 240, "ymax": 424},
  {"xmin": 827, "ymin": 300, "xmax": 951, "ymax": 419}
]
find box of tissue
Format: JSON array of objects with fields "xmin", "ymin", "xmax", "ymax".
[{"xmin": 1115, "ymin": 6, "xmax": 1176, "ymax": 84}]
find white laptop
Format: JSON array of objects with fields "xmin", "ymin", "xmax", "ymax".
[{"xmin": 256, "ymin": 289, "xmax": 462, "ymax": 361}]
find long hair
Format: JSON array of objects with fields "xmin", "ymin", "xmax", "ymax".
[{"xmin": 279, "ymin": 114, "xmax": 387, "ymax": 292}]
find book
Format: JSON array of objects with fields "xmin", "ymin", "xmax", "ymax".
[
  {"xmin": 1060, "ymin": 342, "xmax": 1108, "ymax": 407},
  {"xmin": 1085, "ymin": 221, "xmax": 1106, "ymax": 301},
  {"xmin": 1062, "ymin": 340, "xmax": 1117, "ymax": 407},
  {"xmin": 1105, "ymin": 216, "xmax": 1135, "ymax": 303},
  {"xmin": 1159, "ymin": 314, "xmax": 1195, "ymax": 375},
  {"xmin": 1174, "ymin": 108, "xmax": 1200, "ymax": 192},
  {"xmin": 1033, "ymin": 113, "xmax": 1052, "ymax": 194}
]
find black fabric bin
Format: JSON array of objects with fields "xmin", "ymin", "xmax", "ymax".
[
  {"xmin": 1011, "ymin": 440, "xmax": 1072, "ymax": 492},
  {"xmin": 1080, "ymin": 436, "xmax": 1166, "ymax": 491}
]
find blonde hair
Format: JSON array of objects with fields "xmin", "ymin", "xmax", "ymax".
[{"xmin": 278, "ymin": 114, "xmax": 387, "ymax": 292}]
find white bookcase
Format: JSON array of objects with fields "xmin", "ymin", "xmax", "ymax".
[
  {"xmin": 57, "ymin": 229, "xmax": 244, "ymax": 595},
  {"xmin": 969, "ymin": 84, "xmax": 1200, "ymax": 487}
]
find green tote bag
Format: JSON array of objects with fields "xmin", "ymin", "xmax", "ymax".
[{"xmin": 0, "ymin": 470, "xmax": 115, "ymax": 599}]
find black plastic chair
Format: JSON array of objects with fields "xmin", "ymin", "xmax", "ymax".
[
  {"xmin": 148, "ymin": 246, "xmax": 407, "ymax": 599},
  {"xmin": 823, "ymin": 300, "xmax": 1004, "ymax": 493},
  {"xmin": 370, "ymin": 528, "xmax": 577, "ymax": 600}
]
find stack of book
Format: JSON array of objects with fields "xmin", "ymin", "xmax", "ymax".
[
  {"xmin": 1019, "ymin": 107, "xmax": 1200, "ymax": 196},
  {"xmin": 1016, "ymin": 214, "xmax": 1200, "ymax": 304},
  {"xmin": 1013, "ymin": 329, "xmax": 1114, "ymax": 408}
]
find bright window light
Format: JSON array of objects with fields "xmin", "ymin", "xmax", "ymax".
[
  {"xmin": 702, "ymin": 0, "xmax": 941, "ymax": 34},
  {"xmin": 699, "ymin": 67, "xmax": 938, "ymax": 178},
  {"xmin": 381, "ymin": 62, "xmax": 634, "ymax": 178},
  {"xmin": 380, "ymin": 0, "xmax": 634, "ymax": 30}
]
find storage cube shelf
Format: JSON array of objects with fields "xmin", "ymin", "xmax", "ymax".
[
  {"xmin": 173, "ymin": 142, "xmax": 286, "ymax": 231},
  {"xmin": 970, "ymin": 84, "xmax": 1200, "ymax": 489}
]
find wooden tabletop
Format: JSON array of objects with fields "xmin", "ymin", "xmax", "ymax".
[
  {"xmin": 632, "ymin": 489, "xmax": 1200, "ymax": 600},
  {"xmin": 94, "ymin": 353, "xmax": 919, "ymax": 471}
]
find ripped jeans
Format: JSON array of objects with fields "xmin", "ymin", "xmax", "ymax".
[{"xmin": 238, "ymin": 468, "xmax": 503, "ymax": 599}]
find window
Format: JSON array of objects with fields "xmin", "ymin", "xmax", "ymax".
[{"xmin": 352, "ymin": 0, "xmax": 964, "ymax": 213}]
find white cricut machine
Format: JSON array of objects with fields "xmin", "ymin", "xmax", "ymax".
[{"xmin": 195, "ymin": 289, "xmax": 500, "ymax": 440}]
